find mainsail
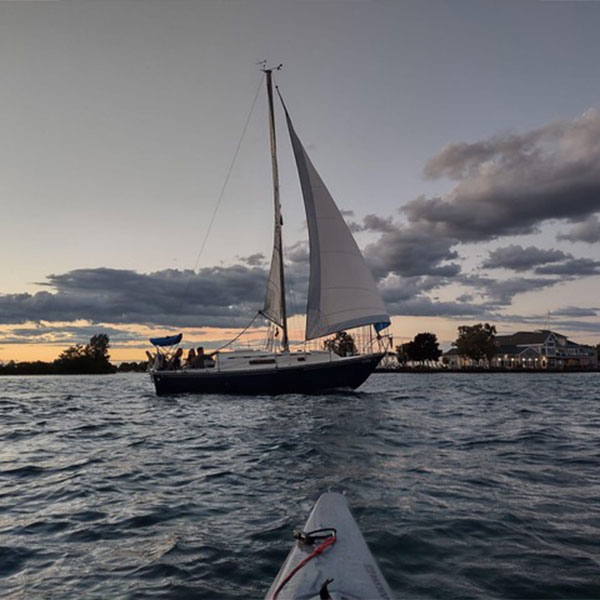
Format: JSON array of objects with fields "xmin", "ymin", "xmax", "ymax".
[{"xmin": 279, "ymin": 94, "xmax": 390, "ymax": 341}]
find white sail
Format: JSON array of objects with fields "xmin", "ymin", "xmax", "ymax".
[
  {"xmin": 262, "ymin": 201, "xmax": 284, "ymax": 328},
  {"xmin": 281, "ymin": 101, "xmax": 390, "ymax": 341}
]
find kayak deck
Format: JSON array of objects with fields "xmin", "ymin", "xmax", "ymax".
[{"xmin": 266, "ymin": 492, "xmax": 394, "ymax": 600}]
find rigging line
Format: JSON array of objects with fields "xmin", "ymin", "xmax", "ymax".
[
  {"xmin": 191, "ymin": 74, "xmax": 265, "ymax": 273},
  {"xmin": 175, "ymin": 74, "xmax": 266, "ymax": 315},
  {"xmin": 214, "ymin": 312, "xmax": 261, "ymax": 352}
]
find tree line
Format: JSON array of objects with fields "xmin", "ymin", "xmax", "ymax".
[
  {"xmin": 321, "ymin": 325, "xmax": 497, "ymax": 366},
  {"xmin": 323, "ymin": 326, "xmax": 497, "ymax": 367},
  {"xmin": 394, "ymin": 323, "xmax": 600, "ymax": 368},
  {"xmin": 394, "ymin": 323, "xmax": 498, "ymax": 366},
  {"xmin": 0, "ymin": 334, "xmax": 147, "ymax": 375},
  {"xmin": 3, "ymin": 327, "xmax": 598, "ymax": 374}
]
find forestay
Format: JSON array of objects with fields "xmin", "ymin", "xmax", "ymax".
[{"xmin": 280, "ymin": 95, "xmax": 390, "ymax": 340}]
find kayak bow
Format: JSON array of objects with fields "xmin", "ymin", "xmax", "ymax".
[{"xmin": 266, "ymin": 492, "xmax": 394, "ymax": 600}]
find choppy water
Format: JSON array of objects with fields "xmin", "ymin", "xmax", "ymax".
[{"xmin": 1, "ymin": 373, "xmax": 599, "ymax": 599}]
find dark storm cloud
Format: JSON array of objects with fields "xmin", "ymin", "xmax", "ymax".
[
  {"xmin": 379, "ymin": 275, "xmax": 439, "ymax": 304},
  {"xmin": 557, "ymin": 214, "xmax": 600, "ymax": 244},
  {"xmin": 349, "ymin": 214, "xmax": 405, "ymax": 234},
  {"xmin": 344, "ymin": 214, "xmax": 461, "ymax": 278},
  {"xmin": 0, "ymin": 262, "xmax": 586, "ymax": 331},
  {"xmin": 482, "ymin": 245, "xmax": 570, "ymax": 272},
  {"xmin": 378, "ymin": 275, "xmax": 493, "ymax": 317},
  {"xmin": 460, "ymin": 275, "xmax": 563, "ymax": 305},
  {"xmin": 456, "ymin": 293, "xmax": 475, "ymax": 303},
  {"xmin": 534, "ymin": 258, "xmax": 600, "ymax": 276},
  {"xmin": 0, "ymin": 266, "xmax": 270, "ymax": 328},
  {"xmin": 0, "ymin": 263, "xmax": 313, "ymax": 329},
  {"xmin": 404, "ymin": 109, "xmax": 600, "ymax": 241},
  {"xmin": 361, "ymin": 214, "xmax": 397, "ymax": 234},
  {"xmin": 364, "ymin": 227, "xmax": 461, "ymax": 279}
]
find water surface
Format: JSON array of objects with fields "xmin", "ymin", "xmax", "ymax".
[{"xmin": 1, "ymin": 373, "xmax": 599, "ymax": 598}]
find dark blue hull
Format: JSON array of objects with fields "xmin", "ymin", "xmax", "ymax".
[{"xmin": 152, "ymin": 353, "xmax": 383, "ymax": 396}]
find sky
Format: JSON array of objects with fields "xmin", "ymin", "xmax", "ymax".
[{"xmin": 1, "ymin": 0, "xmax": 600, "ymax": 362}]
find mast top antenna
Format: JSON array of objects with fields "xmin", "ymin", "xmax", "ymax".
[{"xmin": 258, "ymin": 60, "xmax": 283, "ymax": 73}]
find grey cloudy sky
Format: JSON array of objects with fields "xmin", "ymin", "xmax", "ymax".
[{"xmin": 1, "ymin": 0, "xmax": 600, "ymax": 357}]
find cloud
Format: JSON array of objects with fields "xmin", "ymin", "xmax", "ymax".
[
  {"xmin": 364, "ymin": 227, "xmax": 461, "ymax": 279},
  {"xmin": 342, "ymin": 213, "xmax": 461, "ymax": 279},
  {"xmin": 347, "ymin": 220, "xmax": 363, "ymax": 233},
  {"xmin": 379, "ymin": 275, "xmax": 440, "ymax": 303},
  {"xmin": 377, "ymin": 275, "xmax": 492, "ymax": 317},
  {"xmin": 479, "ymin": 245, "xmax": 600, "ymax": 277},
  {"xmin": 285, "ymin": 241, "xmax": 309, "ymax": 264},
  {"xmin": 482, "ymin": 244, "xmax": 570, "ymax": 272},
  {"xmin": 460, "ymin": 274, "xmax": 563, "ymax": 305},
  {"xmin": 348, "ymin": 214, "xmax": 403, "ymax": 234},
  {"xmin": 487, "ymin": 313, "xmax": 600, "ymax": 338},
  {"xmin": 557, "ymin": 214, "xmax": 600, "ymax": 244},
  {"xmin": 404, "ymin": 108, "xmax": 600, "ymax": 241},
  {"xmin": 361, "ymin": 214, "xmax": 397, "ymax": 234},
  {"xmin": 534, "ymin": 258, "xmax": 600, "ymax": 276},
  {"xmin": 0, "ymin": 324, "xmax": 141, "ymax": 346},
  {"xmin": 456, "ymin": 293, "xmax": 475, "ymax": 303},
  {"xmin": 0, "ymin": 262, "xmax": 310, "ymax": 330},
  {"xmin": 546, "ymin": 319, "xmax": 600, "ymax": 334},
  {"xmin": 347, "ymin": 214, "xmax": 398, "ymax": 233},
  {"xmin": 239, "ymin": 252, "xmax": 265, "ymax": 266},
  {"xmin": 0, "ymin": 266, "xmax": 271, "ymax": 328},
  {"xmin": 551, "ymin": 306, "xmax": 598, "ymax": 317},
  {"xmin": 423, "ymin": 129, "xmax": 545, "ymax": 181},
  {"xmin": 383, "ymin": 296, "xmax": 492, "ymax": 318}
]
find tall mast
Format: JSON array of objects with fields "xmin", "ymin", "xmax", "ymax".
[{"xmin": 264, "ymin": 65, "xmax": 289, "ymax": 352}]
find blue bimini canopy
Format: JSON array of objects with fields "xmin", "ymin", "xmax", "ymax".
[
  {"xmin": 373, "ymin": 320, "xmax": 391, "ymax": 334},
  {"xmin": 149, "ymin": 333, "xmax": 183, "ymax": 347}
]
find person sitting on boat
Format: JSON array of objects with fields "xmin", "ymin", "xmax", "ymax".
[
  {"xmin": 184, "ymin": 348, "xmax": 196, "ymax": 368},
  {"xmin": 193, "ymin": 346, "xmax": 216, "ymax": 368},
  {"xmin": 167, "ymin": 347, "xmax": 183, "ymax": 370},
  {"xmin": 146, "ymin": 350, "xmax": 166, "ymax": 370},
  {"xmin": 145, "ymin": 350, "xmax": 156, "ymax": 370}
]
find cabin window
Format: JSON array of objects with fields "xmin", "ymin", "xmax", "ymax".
[
  {"xmin": 248, "ymin": 358, "xmax": 276, "ymax": 365},
  {"xmin": 297, "ymin": 357, "xmax": 306, "ymax": 362}
]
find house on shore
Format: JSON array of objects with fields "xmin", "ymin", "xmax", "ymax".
[
  {"xmin": 443, "ymin": 330, "xmax": 598, "ymax": 370},
  {"xmin": 442, "ymin": 348, "xmax": 466, "ymax": 369}
]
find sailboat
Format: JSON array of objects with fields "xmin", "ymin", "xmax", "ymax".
[{"xmin": 150, "ymin": 66, "xmax": 390, "ymax": 395}]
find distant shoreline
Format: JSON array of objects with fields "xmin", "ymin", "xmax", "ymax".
[
  {"xmin": 3, "ymin": 367, "xmax": 598, "ymax": 376},
  {"xmin": 376, "ymin": 367, "xmax": 600, "ymax": 374},
  {"xmin": 0, "ymin": 363, "xmax": 146, "ymax": 376}
]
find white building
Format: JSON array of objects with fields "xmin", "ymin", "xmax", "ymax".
[
  {"xmin": 443, "ymin": 330, "xmax": 598, "ymax": 370},
  {"xmin": 494, "ymin": 330, "xmax": 597, "ymax": 369}
]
